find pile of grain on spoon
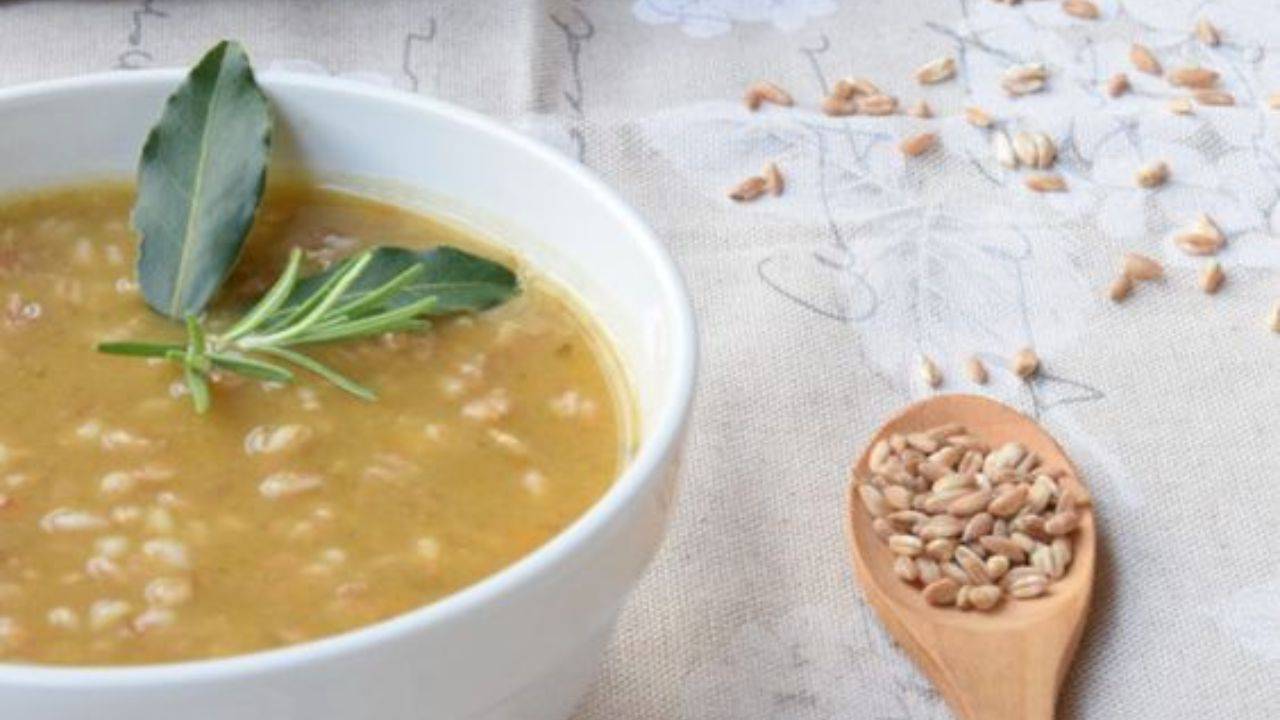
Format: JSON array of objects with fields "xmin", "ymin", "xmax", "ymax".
[{"xmin": 855, "ymin": 422, "xmax": 1090, "ymax": 611}]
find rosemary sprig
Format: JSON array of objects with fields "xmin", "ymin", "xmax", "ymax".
[{"xmin": 98, "ymin": 248, "xmax": 436, "ymax": 412}]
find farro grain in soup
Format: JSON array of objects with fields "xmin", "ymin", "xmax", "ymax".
[{"xmin": 0, "ymin": 182, "xmax": 632, "ymax": 665}]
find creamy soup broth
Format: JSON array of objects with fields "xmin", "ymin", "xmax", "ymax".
[{"xmin": 0, "ymin": 182, "xmax": 630, "ymax": 665}]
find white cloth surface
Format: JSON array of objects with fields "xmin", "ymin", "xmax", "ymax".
[{"xmin": 4, "ymin": 0, "xmax": 1280, "ymax": 717}]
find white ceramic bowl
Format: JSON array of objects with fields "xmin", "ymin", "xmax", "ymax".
[{"xmin": 0, "ymin": 71, "xmax": 696, "ymax": 720}]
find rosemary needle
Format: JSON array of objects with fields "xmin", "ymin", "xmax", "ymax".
[{"xmin": 99, "ymin": 248, "xmax": 436, "ymax": 412}]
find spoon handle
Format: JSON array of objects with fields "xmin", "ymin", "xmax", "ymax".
[
  {"xmin": 917, "ymin": 608, "xmax": 1074, "ymax": 720},
  {"xmin": 950, "ymin": 678, "xmax": 1056, "ymax": 720}
]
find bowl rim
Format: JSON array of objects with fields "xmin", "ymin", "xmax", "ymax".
[{"xmin": 0, "ymin": 69, "xmax": 698, "ymax": 685}]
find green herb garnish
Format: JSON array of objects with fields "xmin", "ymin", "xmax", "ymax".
[
  {"xmin": 99, "ymin": 246, "xmax": 518, "ymax": 410},
  {"xmin": 98, "ymin": 41, "xmax": 519, "ymax": 412},
  {"xmin": 133, "ymin": 40, "xmax": 271, "ymax": 320}
]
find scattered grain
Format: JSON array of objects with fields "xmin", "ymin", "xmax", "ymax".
[
  {"xmin": 1195, "ymin": 18, "xmax": 1221, "ymax": 46},
  {"xmin": 1135, "ymin": 161, "xmax": 1169, "ymax": 188},
  {"xmin": 833, "ymin": 77, "xmax": 880, "ymax": 98},
  {"xmin": 1024, "ymin": 174, "xmax": 1067, "ymax": 193},
  {"xmin": 1002, "ymin": 63, "xmax": 1048, "ymax": 96},
  {"xmin": 1167, "ymin": 97, "xmax": 1194, "ymax": 115},
  {"xmin": 1199, "ymin": 260, "xmax": 1225, "ymax": 294},
  {"xmin": 1175, "ymin": 214, "xmax": 1226, "ymax": 255},
  {"xmin": 1106, "ymin": 73, "xmax": 1130, "ymax": 98},
  {"xmin": 1194, "ymin": 89, "xmax": 1235, "ymax": 106},
  {"xmin": 1169, "ymin": 67, "xmax": 1219, "ymax": 89},
  {"xmin": 744, "ymin": 81, "xmax": 792, "ymax": 110},
  {"xmin": 900, "ymin": 132, "xmax": 938, "ymax": 157},
  {"xmin": 1012, "ymin": 131, "xmax": 1056, "ymax": 169},
  {"xmin": 1122, "ymin": 253, "xmax": 1164, "ymax": 281},
  {"xmin": 821, "ymin": 95, "xmax": 858, "ymax": 117},
  {"xmin": 919, "ymin": 354, "xmax": 942, "ymax": 388},
  {"xmin": 907, "ymin": 100, "xmax": 933, "ymax": 118},
  {"xmin": 1062, "ymin": 0, "xmax": 1099, "ymax": 19},
  {"xmin": 992, "ymin": 131, "xmax": 1017, "ymax": 169},
  {"xmin": 964, "ymin": 356, "xmax": 989, "ymax": 385},
  {"xmin": 1130, "ymin": 44, "xmax": 1162, "ymax": 75},
  {"xmin": 1011, "ymin": 348, "xmax": 1040, "ymax": 380},
  {"xmin": 965, "ymin": 106, "xmax": 995, "ymax": 128},
  {"xmin": 915, "ymin": 56, "xmax": 956, "ymax": 85},
  {"xmin": 728, "ymin": 176, "xmax": 768, "ymax": 202},
  {"xmin": 857, "ymin": 94, "xmax": 898, "ymax": 116}
]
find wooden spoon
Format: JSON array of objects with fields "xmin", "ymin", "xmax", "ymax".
[{"xmin": 846, "ymin": 394, "xmax": 1095, "ymax": 720}]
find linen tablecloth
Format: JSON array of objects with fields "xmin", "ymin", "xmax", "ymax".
[{"xmin": 4, "ymin": 1, "xmax": 1280, "ymax": 716}]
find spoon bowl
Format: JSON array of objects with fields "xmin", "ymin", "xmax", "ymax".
[{"xmin": 847, "ymin": 394, "xmax": 1095, "ymax": 720}]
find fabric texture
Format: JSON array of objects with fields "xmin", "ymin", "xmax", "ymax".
[{"xmin": 4, "ymin": 0, "xmax": 1280, "ymax": 716}]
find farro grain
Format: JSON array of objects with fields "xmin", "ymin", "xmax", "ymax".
[
  {"xmin": 728, "ymin": 176, "xmax": 768, "ymax": 202},
  {"xmin": 1130, "ymin": 44, "xmax": 1162, "ymax": 75},
  {"xmin": 1062, "ymin": 0, "xmax": 1099, "ymax": 19},
  {"xmin": 907, "ymin": 100, "xmax": 933, "ymax": 118},
  {"xmin": 1106, "ymin": 72, "xmax": 1130, "ymax": 97},
  {"xmin": 1195, "ymin": 18, "xmax": 1221, "ymax": 46},
  {"xmin": 923, "ymin": 578, "xmax": 961, "ymax": 606},
  {"xmin": 889, "ymin": 534, "xmax": 925, "ymax": 557},
  {"xmin": 744, "ymin": 81, "xmax": 793, "ymax": 110},
  {"xmin": 1011, "ymin": 348, "xmax": 1040, "ymax": 379},
  {"xmin": 900, "ymin": 132, "xmax": 938, "ymax": 157},
  {"xmin": 1122, "ymin": 252, "xmax": 1164, "ymax": 280},
  {"xmin": 1045, "ymin": 510, "xmax": 1081, "ymax": 535},
  {"xmin": 762, "ymin": 161, "xmax": 785, "ymax": 196},
  {"xmin": 1135, "ymin": 161, "xmax": 1169, "ymax": 188},
  {"xmin": 1194, "ymin": 89, "xmax": 1235, "ymax": 106},
  {"xmin": 1199, "ymin": 260, "xmax": 1225, "ymax": 294},
  {"xmin": 1025, "ymin": 174, "xmax": 1067, "ymax": 192},
  {"xmin": 915, "ymin": 56, "xmax": 957, "ymax": 85},
  {"xmin": 965, "ymin": 106, "xmax": 995, "ymax": 128},
  {"xmin": 1109, "ymin": 273, "xmax": 1134, "ymax": 302},
  {"xmin": 894, "ymin": 555, "xmax": 921, "ymax": 583}
]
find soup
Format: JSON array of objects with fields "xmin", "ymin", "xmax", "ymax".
[{"xmin": 0, "ymin": 182, "xmax": 631, "ymax": 665}]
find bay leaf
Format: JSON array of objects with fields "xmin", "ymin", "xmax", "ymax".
[
  {"xmin": 280, "ymin": 246, "xmax": 519, "ymax": 317},
  {"xmin": 134, "ymin": 40, "xmax": 271, "ymax": 319}
]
